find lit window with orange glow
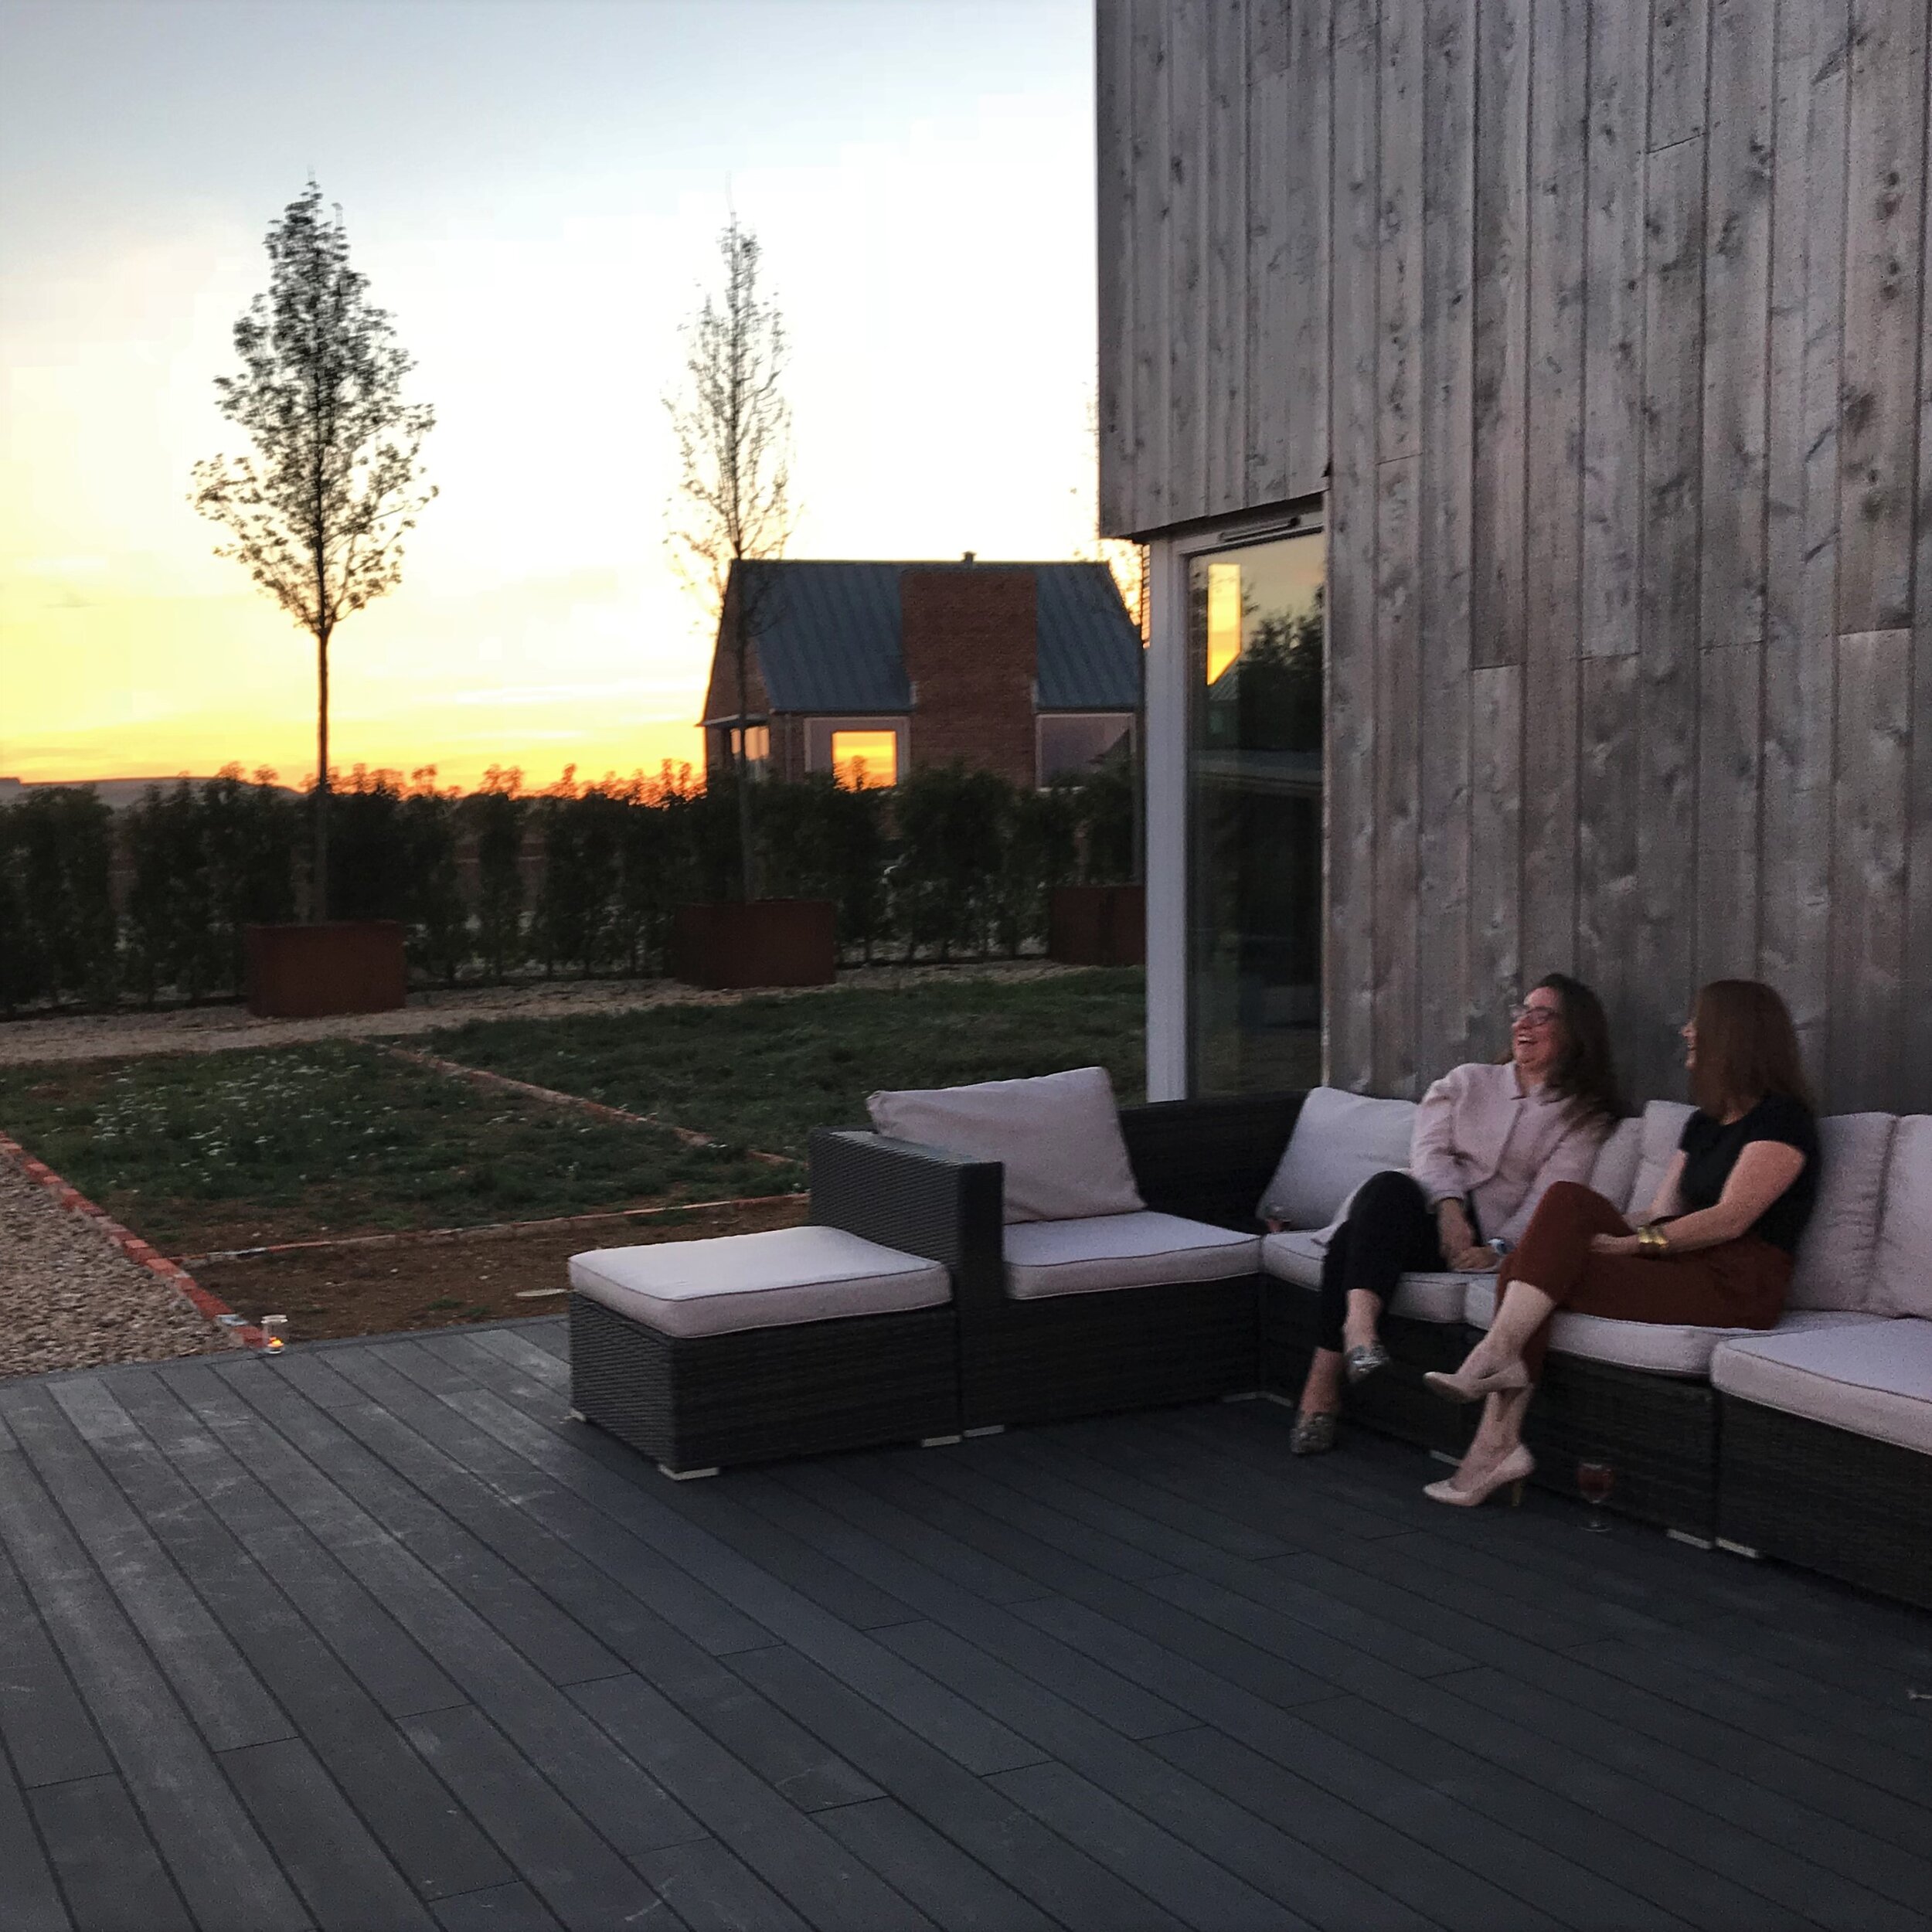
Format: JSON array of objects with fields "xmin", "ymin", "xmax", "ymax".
[
  {"xmin": 1206, "ymin": 561, "xmax": 1243, "ymax": 685},
  {"xmin": 831, "ymin": 730, "xmax": 898, "ymax": 788}
]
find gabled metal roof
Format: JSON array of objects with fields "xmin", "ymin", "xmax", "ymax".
[{"xmin": 724, "ymin": 560, "xmax": 1141, "ymax": 717}]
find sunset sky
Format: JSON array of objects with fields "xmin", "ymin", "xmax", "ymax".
[{"xmin": 0, "ymin": 0, "xmax": 1098, "ymax": 793}]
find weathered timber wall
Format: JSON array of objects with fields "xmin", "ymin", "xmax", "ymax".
[{"xmin": 1098, "ymin": 0, "xmax": 1932, "ymax": 1109}]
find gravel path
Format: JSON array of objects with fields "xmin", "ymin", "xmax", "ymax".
[
  {"xmin": 0, "ymin": 1158, "xmax": 223, "ymax": 1380},
  {"xmin": 0, "ymin": 961, "xmax": 1083, "ymax": 1067}
]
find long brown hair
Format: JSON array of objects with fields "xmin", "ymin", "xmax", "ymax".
[
  {"xmin": 1689, "ymin": 979, "xmax": 1815, "ymax": 1117},
  {"xmin": 1523, "ymin": 973, "xmax": 1628, "ymax": 1125}
]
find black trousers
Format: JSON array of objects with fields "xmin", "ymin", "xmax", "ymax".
[{"xmin": 1315, "ymin": 1169, "xmax": 1459, "ymax": 1351}]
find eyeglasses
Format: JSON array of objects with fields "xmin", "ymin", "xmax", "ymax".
[{"xmin": 1509, "ymin": 1005, "xmax": 1560, "ymax": 1029}]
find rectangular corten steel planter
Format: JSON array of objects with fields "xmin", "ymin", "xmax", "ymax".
[
  {"xmin": 1047, "ymin": 883, "xmax": 1145, "ymax": 967},
  {"xmin": 669, "ymin": 899, "xmax": 838, "ymax": 990},
  {"xmin": 244, "ymin": 920, "xmax": 407, "ymax": 1019}
]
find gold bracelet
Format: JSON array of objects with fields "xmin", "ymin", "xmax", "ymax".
[{"xmin": 1637, "ymin": 1223, "xmax": 1669, "ymax": 1256}]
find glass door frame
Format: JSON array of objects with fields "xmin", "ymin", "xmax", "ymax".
[{"xmin": 1144, "ymin": 504, "xmax": 1326, "ymax": 1102}]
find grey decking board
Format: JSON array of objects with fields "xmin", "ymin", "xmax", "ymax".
[
  {"xmin": 0, "ymin": 1534, "xmax": 114, "ymax": 1788},
  {"xmin": 28, "ymin": 1772, "xmax": 192, "ymax": 1932},
  {"xmin": 987, "ymin": 1758, "xmax": 1310, "ymax": 1932},
  {"xmin": 0, "ymin": 1764, "xmax": 80, "ymax": 1932},
  {"xmin": 875, "ymin": 1618, "xmax": 1436, "ymax": 1932},
  {"xmin": 107, "ymin": 1370, "xmax": 470, "ymax": 1721},
  {"xmin": 815, "ymin": 1797, "xmax": 1063, "ymax": 1932},
  {"xmin": 628, "ymin": 1837, "xmax": 815, "ymax": 1932},
  {"xmin": 0, "ymin": 1427, "xmax": 313, "ymax": 1932},
  {"xmin": 48, "ymin": 1374, "xmax": 513, "ymax": 1903},
  {"xmin": 402, "ymin": 1703, "xmax": 683, "ymax": 1932},
  {"xmin": 729, "ymin": 1642, "xmax": 1188, "ymax": 1932},
  {"xmin": 1151, "ymin": 1724, "xmax": 1565, "ymax": 1932},
  {"xmin": 727, "ymin": 1469, "xmax": 1199, "ymax": 1740},
  {"xmin": 564, "ymin": 1672, "xmax": 940, "ymax": 1932},
  {"xmin": 1293, "ymin": 1691, "xmax": 1784, "ymax": 1932},
  {"xmin": 5, "ymin": 1325, "xmax": 1929, "ymax": 1932},
  {"xmin": 163, "ymin": 1364, "xmax": 712, "ymax": 1866},
  {"xmin": 347, "ymin": 1341, "xmax": 782, "ymax": 1656},
  {"xmin": 219, "ymin": 1736, "xmax": 440, "ymax": 1932},
  {"xmin": 211, "ymin": 1356, "xmax": 631, "ymax": 1687},
  {"xmin": 430, "ymin": 1880, "xmax": 565, "ymax": 1932},
  {"xmin": 2, "ymin": 1386, "xmax": 296, "ymax": 1754}
]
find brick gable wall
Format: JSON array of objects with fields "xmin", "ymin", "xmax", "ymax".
[{"xmin": 899, "ymin": 567, "xmax": 1037, "ymax": 787}]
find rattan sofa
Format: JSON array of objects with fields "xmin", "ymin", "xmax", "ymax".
[{"xmin": 810, "ymin": 1090, "xmax": 1296, "ymax": 1431}]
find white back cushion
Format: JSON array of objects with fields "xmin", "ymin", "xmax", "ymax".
[
  {"xmin": 867, "ymin": 1065, "xmax": 1145, "ymax": 1224},
  {"xmin": 1587, "ymin": 1117, "xmax": 1643, "ymax": 1211},
  {"xmin": 1875, "ymin": 1115, "xmax": 1932, "ymax": 1318},
  {"xmin": 1787, "ymin": 1113, "xmax": 1894, "ymax": 1311},
  {"xmin": 1627, "ymin": 1100, "xmax": 1696, "ymax": 1218},
  {"xmin": 1256, "ymin": 1086, "xmax": 1417, "ymax": 1229}
]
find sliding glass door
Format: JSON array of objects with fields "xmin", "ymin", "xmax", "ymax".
[{"xmin": 1187, "ymin": 526, "xmax": 1325, "ymax": 1095}]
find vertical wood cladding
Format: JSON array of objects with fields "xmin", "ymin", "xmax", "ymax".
[{"xmin": 1097, "ymin": 0, "xmax": 1932, "ymax": 1109}]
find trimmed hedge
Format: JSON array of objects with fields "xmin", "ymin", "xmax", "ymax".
[{"xmin": 0, "ymin": 760, "xmax": 1137, "ymax": 1012}]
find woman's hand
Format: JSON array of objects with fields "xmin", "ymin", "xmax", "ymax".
[
  {"xmin": 1590, "ymin": 1232, "xmax": 1642, "ymax": 1257},
  {"xmin": 1449, "ymin": 1245, "xmax": 1499, "ymax": 1273},
  {"xmin": 1436, "ymin": 1199, "xmax": 1475, "ymax": 1258}
]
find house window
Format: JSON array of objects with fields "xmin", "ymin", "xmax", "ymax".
[
  {"xmin": 716, "ymin": 724, "xmax": 769, "ymax": 777},
  {"xmin": 1187, "ymin": 525, "xmax": 1325, "ymax": 1097},
  {"xmin": 831, "ymin": 730, "xmax": 898, "ymax": 789},
  {"xmin": 1038, "ymin": 713, "xmax": 1135, "ymax": 785}
]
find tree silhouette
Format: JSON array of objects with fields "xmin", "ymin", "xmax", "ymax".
[
  {"xmin": 666, "ymin": 213, "xmax": 794, "ymax": 902},
  {"xmin": 192, "ymin": 181, "xmax": 436, "ymax": 920}
]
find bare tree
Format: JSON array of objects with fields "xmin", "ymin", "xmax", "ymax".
[
  {"xmin": 666, "ymin": 213, "xmax": 794, "ymax": 902},
  {"xmin": 192, "ymin": 181, "xmax": 436, "ymax": 920}
]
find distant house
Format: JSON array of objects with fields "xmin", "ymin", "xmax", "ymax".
[{"xmin": 699, "ymin": 557, "xmax": 1141, "ymax": 791}]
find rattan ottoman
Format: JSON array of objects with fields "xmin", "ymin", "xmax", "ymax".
[{"xmin": 566, "ymin": 1223, "xmax": 960, "ymax": 1478}]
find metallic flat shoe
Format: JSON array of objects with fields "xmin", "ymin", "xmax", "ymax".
[
  {"xmin": 1289, "ymin": 1411, "xmax": 1338, "ymax": 1456},
  {"xmin": 1343, "ymin": 1341, "xmax": 1390, "ymax": 1384}
]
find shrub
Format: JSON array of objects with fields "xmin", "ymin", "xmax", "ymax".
[
  {"xmin": 468, "ymin": 768, "xmax": 530, "ymax": 981},
  {"xmin": 5, "ymin": 787, "xmax": 118, "ymax": 1006}
]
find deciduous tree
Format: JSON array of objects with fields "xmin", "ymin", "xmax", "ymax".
[{"xmin": 192, "ymin": 181, "xmax": 436, "ymax": 918}]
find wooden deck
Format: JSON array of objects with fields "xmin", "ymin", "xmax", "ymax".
[{"xmin": 2, "ymin": 1319, "xmax": 1930, "ymax": 1932}]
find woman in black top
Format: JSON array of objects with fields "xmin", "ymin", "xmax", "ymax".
[{"xmin": 1417, "ymin": 980, "xmax": 1820, "ymax": 1508}]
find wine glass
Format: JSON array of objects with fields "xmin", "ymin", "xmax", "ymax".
[{"xmin": 1577, "ymin": 1458, "xmax": 1614, "ymax": 1533}]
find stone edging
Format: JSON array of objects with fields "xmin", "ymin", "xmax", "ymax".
[
  {"xmin": 179, "ymin": 1190, "xmax": 811, "ymax": 1269},
  {"xmin": 0, "ymin": 1131, "xmax": 262, "ymax": 1352},
  {"xmin": 379, "ymin": 1046, "xmax": 794, "ymax": 1168}
]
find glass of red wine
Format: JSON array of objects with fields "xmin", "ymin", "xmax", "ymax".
[{"xmin": 1577, "ymin": 1459, "xmax": 1614, "ymax": 1532}]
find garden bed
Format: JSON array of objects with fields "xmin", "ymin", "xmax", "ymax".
[
  {"xmin": 194, "ymin": 1192, "xmax": 811, "ymax": 1342},
  {"xmin": 431, "ymin": 965, "xmax": 1147, "ymax": 1159},
  {"xmin": 0, "ymin": 1040, "xmax": 802, "ymax": 1258}
]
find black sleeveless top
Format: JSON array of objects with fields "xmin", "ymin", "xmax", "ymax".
[{"xmin": 1675, "ymin": 1094, "xmax": 1820, "ymax": 1255}]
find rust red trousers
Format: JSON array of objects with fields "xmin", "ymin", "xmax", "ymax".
[{"xmin": 1495, "ymin": 1180, "xmax": 1791, "ymax": 1377}]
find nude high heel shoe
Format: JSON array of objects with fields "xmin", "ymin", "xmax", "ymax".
[
  {"xmin": 1423, "ymin": 1357, "xmax": 1531, "ymax": 1403},
  {"xmin": 1423, "ymin": 1445, "xmax": 1535, "ymax": 1508}
]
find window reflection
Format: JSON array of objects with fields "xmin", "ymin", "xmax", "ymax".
[{"xmin": 1189, "ymin": 529, "xmax": 1325, "ymax": 1096}]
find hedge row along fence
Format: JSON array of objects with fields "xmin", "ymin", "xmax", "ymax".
[{"xmin": 0, "ymin": 760, "xmax": 1137, "ymax": 1013}]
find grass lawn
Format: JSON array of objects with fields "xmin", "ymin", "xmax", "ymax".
[
  {"xmin": 0, "ymin": 1040, "xmax": 801, "ymax": 1257},
  {"xmin": 430, "ymin": 967, "xmax": 1148, "ymax": 1159}
]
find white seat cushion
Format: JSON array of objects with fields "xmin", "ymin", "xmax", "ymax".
[
  {"xmin": 1463, "ymin": 1277, "xmax": 1887, "ymax": 1378},
  {"xmin": 569, "ymin": 1225, "xmax": 949, "ymax": 1339},
  {"xmin": 1874, "ymin": 1115, "xmax": 1932, "ymax": 1319},
  {"xmin": 1004, "ymin": 1212, "xmax": 1260, "ymax": 1301},
  {"xmin": 1787, "ymin": 1112, "xmax": 1894, "ymax": 1311},
  {"xmin": 1255, "ymin": 1087, "xmax": 1417, "ymax": 1229},
  {"xmin": 1626, "ymin": 1100, "xmax": 1696, "ymax": 1217},
  {"xmin": 1587, "ymin": 1117, "xmax": 1644, "ymax": 1212},
  {"xmin": 1713, "ymin": 1319, "xmax": 1932, "ymax": 1457},
  {"xmin": 866, "ymin": 1066, "xmax": 1145, "ymax": 1224},
  {"xmin": 1260, "ymin": 1232, "xmax": 1477, "ymax": 1323}
]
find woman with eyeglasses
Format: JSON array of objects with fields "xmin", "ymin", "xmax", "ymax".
[
  {"xmin": 1287, "ymin": 974, "xmax": 1627, "ymax": 1454},
  {"xmin": 1421, "ymin": 978, "xmax": 1819, "ymax": 1507}
]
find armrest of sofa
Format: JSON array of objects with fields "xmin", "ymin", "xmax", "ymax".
[
  {"xmin": 808, "ymin": 1128, "xmax": 1007, "ymax": 1314},
  {"xmin": 1120, "ymin": 1091, "xmax": 1306, "ymax": 1231}
]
